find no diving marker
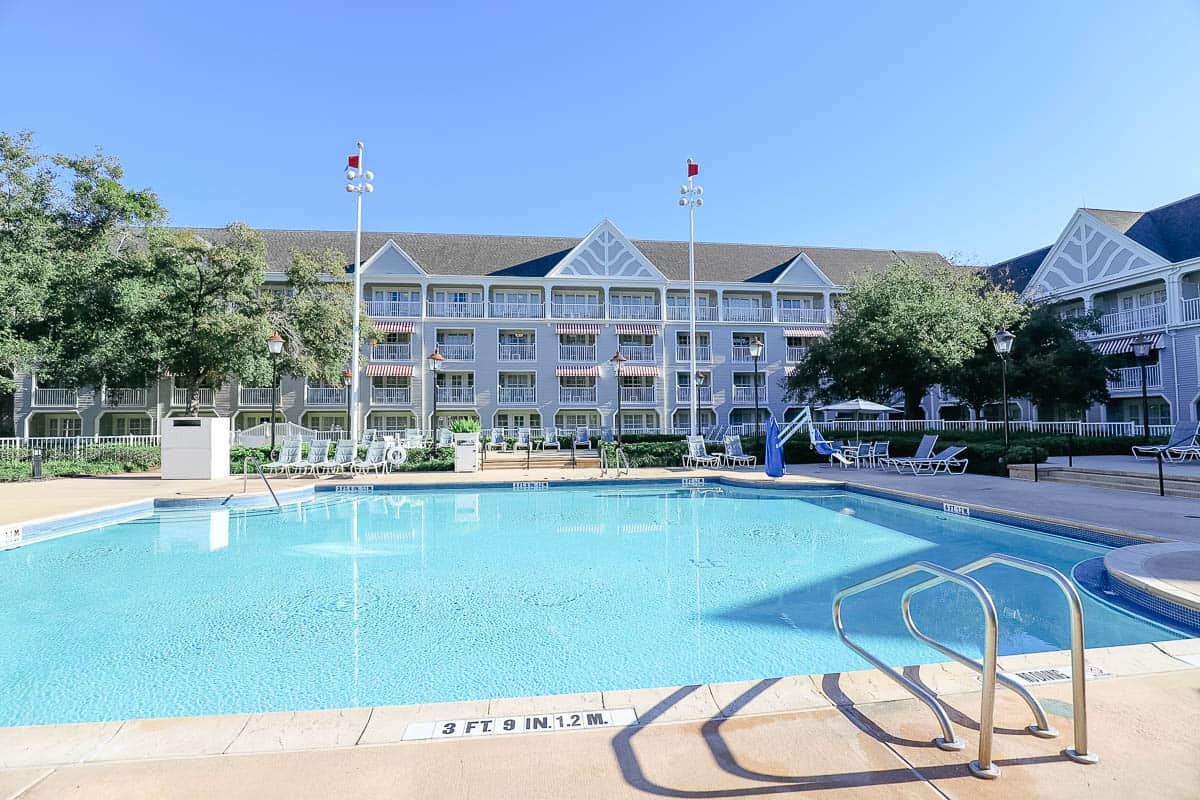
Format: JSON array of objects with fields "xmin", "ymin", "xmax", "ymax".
[
  {"xmin": 402, "ymin": 707, "xmax": 638, "ymax": 741},
  {"xmin": 942, "ymin": 502, "xmax": 970, "ymax": 517}
]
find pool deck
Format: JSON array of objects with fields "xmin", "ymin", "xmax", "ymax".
[{"xmin": 2, "ymin": 465, "xmax": 1199, "ymax": 797}]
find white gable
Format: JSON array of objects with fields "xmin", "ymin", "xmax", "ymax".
[
  {"xmin": 773, "ymin": 253, "xmax": 833, "ymax": 287},
  {"xmin": 548, "ymin": 219, "xmax": 664, "ymax": 281},
  {"xmin": 1024, "ymin": 211, "xmax": 1167, "ymax": 300},
  {"xmin": 361, "ymin": 240, "xmax": 426, "ymax": 277}
]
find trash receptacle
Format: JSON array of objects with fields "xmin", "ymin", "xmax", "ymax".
[
  {"xmin": 453, "ymin": 433, "xmax": 480, "ymax": 473},
  {"xmin": 30, "ymin": 448, "xmax": 42, "ymax": 480},
  {"xmin": 161, "ymin": 417, "xmax": 231, "ymax": 480}
]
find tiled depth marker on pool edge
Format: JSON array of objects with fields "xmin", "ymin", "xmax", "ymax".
[{"xmin": 402, "ymin": 707, "xmax": 638, "ymax": 741}]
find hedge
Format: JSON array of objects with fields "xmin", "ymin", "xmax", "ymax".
[{"xmin": 230, "ymin": 443, "xmax": 454, "ymax": 473}]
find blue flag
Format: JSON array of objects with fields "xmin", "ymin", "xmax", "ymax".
[{"xmin": 765, "ymin": 417, "xmax": 785, "ymax": 477}]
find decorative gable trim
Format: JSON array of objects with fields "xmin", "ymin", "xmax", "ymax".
[
  {"xmin": 360, "ymin": 239, "xmax": 427, "ymax": 276},
  {"xmin": 1022, "ymin": 210, "xmax": 1168, "ymax": 301},
  {"xmin": 547, "ymin": 219, "xmax": 664, "ymax": 281},
  {"xmin": 773, "ymin": 252, "xmax": 834, "ymax": 287}
]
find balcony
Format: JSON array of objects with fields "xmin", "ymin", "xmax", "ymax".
[
  {"xmin": 618, "ymin": 344, "xmax": 655, "ymax": 361},
  {"xmin": 609, "ymin": 303, "xmax": 660, "ymax": 320},
  {"xmin": 667, "ymin": 305, "xmax": 719, "ymax": 321},
  {"xmin": 675, "ymin": 346, "xmax": 712, "ymax": 362},
  {"xmin": 436, "ymin": 387, "xmax": 475, "ymax": 404},
  {"xmin": 238, "ymin": 387, "xmax": 274, "ymax": 406},
  {"xmin": 103, "ymin": 388, "xmax": 146, "ymax": 407},
  {"xmin": 366, "ymin": 300, "xmax": 421, "ymax": 317},
  {"xmin": 1107, "ymin": 364, "xmax": 1162, "ymax": 392},
  {"xmin": 305, "ymin": 387, "xmax": 346, "ymax": 406},
  {"xmin": 620, "ymin": 386, "xmax": 656, "ymax": 404},
  {"xmin": 778, "ymin": 307, "xmax": 825, "ymax": 324},
  {"xmin": 427, "ymin": 300, "xmax": 485, "ymax": 318},
  {"xmin": 33, "ymin": 388, "xmax": 78, "ymax": 407},
  {"xmin": 559, "ymin": 344, "xmax": 596, "ymax": 362},
  {"xmin": 490, "ymin": 302, "xmax": 544, "ymax": 318},
  {"xmin": 1097, "ymin": 303, "xmax": 1166, "ymax": 335},
  {"xmin": 171, "ymin": 388, "xmax": 215, "ymax": 407},
  {"xmin": 558, "ymin": 387, "xmax": 597, "ymax": 404},
  {"xmin": 732, "ymin": 346, "xmax": 765, "ymax": 363},
  {"xmin": 786, "ymin": 346, "xmax": 809, "ymax": 362},
  {"xmin": 723, "ymin": 305, "xmax": 772, "ymax": 322},
  {"xmin": 498, "ymin": 386, "xmax": 537, "ymax": 405},
  {"xmin": 551, "ymin": 302, "xmax": 604, "ymax": 320},
  {"xmin": 498, "ymin": 343, "xmax": 536, "ymax": 361},
  {"xmin": 675, "ymin": 386, "xmax": 713, "ymax": 404},
  {"xmin": 436, "ymin": 343, "xmax": 475, "ymax": 361},
  {"xmin": 1183, "ymin": 297, "xmax": 1200, "ymax": 322},
  {"xmin": 733, "ymin": 386, "xmax": 766, "ymax": 403},
  {"xmin": 371, "ymin": 387, "xmax": 412, "ymax": 405},
  {"xmin": 370, "ymin": 343, "xmax": 412, "ymax": 361}
]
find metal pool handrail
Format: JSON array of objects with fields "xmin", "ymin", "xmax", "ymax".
[
  {"xmin": 242, "ymin": 453, "xmax": 281, "ymax": 507},
  {"xmin": 902, "ymin": 554, "xmax": 1097, "ymax": 765},
  {"xmin": 832, "ymin": 561, "xmax": 1001, "ymax": 778}
]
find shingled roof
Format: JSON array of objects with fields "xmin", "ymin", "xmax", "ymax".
[{"xmin": 184, "ymin": 227, "xmax": 948, "ymax": 286}]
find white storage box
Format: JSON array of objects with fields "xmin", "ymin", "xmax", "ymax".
[
  {"xmin": 161, "ymin": 417, "xmax": 231, "ymax": 480},
  {"xmin": 453, "ymin": 433, "xmax": 481, "ymax": 473}
]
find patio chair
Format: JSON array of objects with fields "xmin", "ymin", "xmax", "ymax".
[
  {"xmin": 869, "ymin": 440, "xmax": 890, "ymax": 469},
  {"xmin": 351, "ymin": 440, "xmax": 388, "ymax": 475},
  {"xmin": 539, "ymin": 426, "xmax": 561, "ymax": 450},
  {"xmin": 402, "ymin": 429, "xmax": 424, "ymax": 449},
  {"xmin": 573, "ymin": 428, "xmax": 592, "ymax": 450},
  {"xmin": 842, "ymin": 442, "xmax": 873, "ymax": 469},
  {"xmin": 894, "ymin": 445, "xmax": 969, "ymax": 475},
  {"xmin": 811, "ymin": 428, "xmax": 851, "ymax": 467},
  {"xmin": 315, "ymin": 439, "xmax": 355, "ymax": 475},
  {"xmin": 485, "ymin": 429, "xmax": 508, "ymax": 452},
  {"xmin": 436, "ymin": 428, "xmax": 454, "ymax": 448},
  {"xmin": 260, "ymin": 441, "xmax": 301, "ymax": 474},
  {"xmin": 289, "ymin": 441, "xmax": 330, "ymax": 477},
  {"xmin": 682, "ymin": 435, "xmax": 721, "ymax": 468},
  {"xmin": 513, "ymin": 428, "xmax": 532, "ymax": 451},
  {"xmin": 884, "ymin": 434, "xmax": 939, "ymax": 471},
  {"xmin": 721, "ymin": 434, "xmax": 756, "ymax": 468},
  {"xmin": 1132, "ymin": 421, "xmax": 1198, "ymax": 462}
]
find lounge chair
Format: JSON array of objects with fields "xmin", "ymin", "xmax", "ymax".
[
  {"xmin": 260, "ymin": 441, "xmax": 301, "ymax": 474},
  {"xmin": 351, "ymin": 440, "xmax": 388, "ymax": 475},
  {"xmin": 842, "ymin": 442, "xmax": 873, "ymax": 469},
  {"xmin": 538, "ymin": 427, "xmax": 561, "ymax": 450},
  {"xmin": 290, "ymin": 441, "xmax": 330, "ymax": 477},
  {"xmin": 811, "ymin": 428, "xmax": 851, "ymax": 466},
  {"xmin": 1132, "ymin": 421, "xmax": 1198, "ymax": 462},
  {"xmin": 884, "ymin": 434, "xmax": 939, "ymax": 471},
  {"xmin": 682, "ymin": 435, "xmax": 721, "ymax": 468},
  {"xmin": 485, "ymin": 429, "xmax": 508, "ymax": 452},
  {"xmin": 315, "ymin": 439, "xmax": 355, "ymax": 475},
  {"xmin": 870, "ymin": 441, "xmax": 890, "ymax": 469},
  {"xmin": 894, "ymin": 445, "xmax": 969, "ymax": 475},
  {"xmin": 721, "ymin": 434, "xmax": 756, "ymax": 468},
  {"xmin": 402, "ymin": 429, "xmax": 424, "ymax": 449},
  {"xmin": 573, "ymin": 428, "xmax": 591, "ymax": 450},
  {"xmin": 513, "ymin": 428, "xmax": 532, "ymax": 451}
]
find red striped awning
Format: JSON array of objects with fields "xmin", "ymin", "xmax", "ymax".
[
  {"xmin": 785, "ymin": 365, "xmax": 798, "ymax": 376},
  {"xmin": 1095, "ymin": 333, "xmax": 1163, "ymax": 355},
  {"xmin": 556, "ymin": 323, "xmax": 600, "ymax": 335},
  {"xmin": 615, "ymin": 324, "xmax": 661, "ymax": 336},
  {"xmin": 556, "ymin": 366, "xmax": 599, "ymax": 377},
  {"xmin": 375, "ymin": 321, "xmax": 414, "ymax": 333},
  {"xmin": 364, "ymin": 364, "xmax": 413, "ymax": 377},
  {"xmin": 619, "ymin": 365, "xmax": 659, "ymax": 377},
  {"xmin": 784, "ymin": 328, "xmax": 827, "ymax": 338}
]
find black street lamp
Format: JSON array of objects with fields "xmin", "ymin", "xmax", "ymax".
[
  {"xmin": 342, "ymin": 368, "xmax": 353, "ymax": 439},
  {"xmin": 267, "ymin": 333, "xmax": 284, "ymax": 454},
  {"xmin": 1130, "ymin": 334, "xmax": 1154, "ymax": 443},
  {"xmin": 991, "ymin": 329, "xmax": 1015, "ymax": 449},
  {"xmin": 749, "ymin": 337, "xmax": 764, "ymax": 440},
  {"xmin": 610, "ymin": 349, "xmax": 627, "ymax": 448},
  {"xmin": 428, "ymin": 346, "xmax": 444, "ymax": 442}
]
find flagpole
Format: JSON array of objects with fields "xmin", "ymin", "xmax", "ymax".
[{"xmin": 351, "ymin": 142, "xmax": 364, "ymax": 445}]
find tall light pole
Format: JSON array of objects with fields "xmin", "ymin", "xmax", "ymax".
[
  {"xmin": 1130, "ymin": 335, "xmax": 1153, "ymax": 443},
  {"xmin": 344, "ymin": 143, "xmax": 375, "ymax": 446},
  {"xmin": 267, "ymin": 333, "xmax": 284, "ymax": 454},
  {"xmin": 749, "ymin": 337, "xmax": 764, "ymax": 440},
  {"xmin": 428, "ymin": 346, "xmax": 444, "ymax": 441},
  {"xmin": 678, "ymin": 159, "xmax": 703, "ymax": 436},
  {"xmin": 342, "ymin": 369, "xmax": 353, "ymax": 438},
  {"xmin": 991, "ymin": 329, "xmax": 1015, "ymax": 449},
  {"xmin": 610, "ymin": 350, "xmax": 627, "ymax": 448}
]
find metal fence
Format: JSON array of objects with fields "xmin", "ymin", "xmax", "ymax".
[{"xmin": 0, "ymin": 435, "xmax": 162, "ymax": 461}]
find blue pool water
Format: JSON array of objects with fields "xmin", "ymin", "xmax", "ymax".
[{"xmin": 0, "ymin": 483, "xmax": 1183, "ymax": 726}]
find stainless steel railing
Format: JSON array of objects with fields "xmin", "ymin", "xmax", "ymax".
[{"xmin": 242, "ymin": 453, "xmax": 281, "ymax": 507}]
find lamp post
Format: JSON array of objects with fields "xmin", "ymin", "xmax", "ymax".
[
  {"xmin": 344, "ymin": 142, "xmax": 375, "ymax": 446},
  {"xmin": 1130, "ymin": 335, "xmax": 1153, "ymax": 443},
  {"xmin": 694, "ymin": 370, "xmax": 707, "ymax": 434},
  {"xmin": 267, "ymin": 333, "xmax": 284, "ymax": 454},
  {"xmin": 678, "ymin": 159, "xmax": 704, "ymax": 436},
  {"xmin": 428, "ymin": 347, "xmax": 444, "ymax": 441},
  {"xmin": 991, "ymin": 329, "xmax": 1016, "ymax": 449},
  {"xmin": 342, "ymin": 369, "xmax": 353, "ymax": 439},
  {"xmin": 749, "ymin": 337, "xmax": 764, "ymax": 440},
  {"xmin": 610, "ymin": 350, "xmax": 627, "ymax": 448}
]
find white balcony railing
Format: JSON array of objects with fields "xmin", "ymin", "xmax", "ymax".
[
  {"xmin": 238, "ymin": 387, "xmax": 274, "ymax": 406},
  {"xmin": 427, "ymin": 301, "xmax": 485, "ymax": 318},
  {"xmin": 675, "ymin": 346, "xmax": 713, "ymax": 362},
  {"xmin": 723, "ymin": 305, "xmax": 773, "ymax": 322},
  {"xmin": 305, "ymin": 387, "xmax": 346, "ymax": 406},
  {"xmin": 498, "ymin": 343, "xmax": 536, "ymax": 361},
  {"xmin": 489, "ymin": 302, "xmax": 544, "ymax": 318},
  {"xmin": 675, "ymin": 386, "xmax": 713, "ymax": 404},
  {"xmin": 366, "ymin": 300, "xmax": 421, "ymax": 317},
  {"xmin": 618, "ymin": 344, "xmax": 655, "ymax": 361},
  {"xmin": 786, "ymin": 346, "xmax": 809, "ymax": 362},
  {"xmin": 667, "ymin": 305, "xmax": 719, "ymax": 321},
  {"xmin": 558, "ymin": 387, "xmax": 597, "ymax": 404},
  {"xmin": 1097, "ymin": 303, "xmax": 1166, "ymax": 335},
  {"xmin": 171, "ymin": 387, "xmax": 215, "ymax": 407},
  {"xmin": 371, "ymin": 387, "xmax": 412, "ymax": 405},
  {"xmin": 733, "ymin": 386, "xmax": 766, "ymax": 403},
  {"xmin": 370, "ymin": 343, "xmax": 412, "ymax": 361},
  {"xmin": 731, "ymin": 346, "xmax": 765, "ymax": 363},
  {"xmin": 103, "ymin": 388, "xmax": 146, "ymax": 407},
  {"xmin": 1183, "ymin": 297, "xmax": 1200, "ymax": 322},
  {"xmin": 559, "ymin": 345, "xmax": 596, "ymax": 362},
  {"xmin": 436, "ymin": 387, "xmax": 475, "ymax": 404},
  {"xmin": 498, "ymin": 386, "xmax": 537, "ymax": 405},
  {"xmin": 777, "ymin": 307, "xmax": 826, "ymax": 324},
  {"xmin": 33, "ymin": 388, "xmax": 78, "ymax": 407},
  {"xmin": 436, "ymin": 343, "xmax": 475, "ymax": 361},
  {"xmin": 609, "ymin": 303, "xmax": 660, "ymax": 320},
  {"xmin": 1107, "ymin": 364, "xmax": 1162, "ymax": 391},
  {"xmin": 620, "ymin": 386, "xmax": 656, "ymax": 404},
  {"xmin": 551, "ymin": 302, "xmax": 604, "ymax": 319}
]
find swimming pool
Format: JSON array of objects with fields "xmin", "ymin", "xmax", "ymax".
[{"xmin": 0, "ymin": 482, "xmax": 1185, "ymax": 726}]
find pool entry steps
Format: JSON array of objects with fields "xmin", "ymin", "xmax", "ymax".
[{"xmin": 833, "ymin": 553, "xmax": 1098, "ymax": 780}]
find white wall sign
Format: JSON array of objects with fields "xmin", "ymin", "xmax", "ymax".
[{"xmin": 402, "ymin": 707, "xmax": 637, "ymax": 741}]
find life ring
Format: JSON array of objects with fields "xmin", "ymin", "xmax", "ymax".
[{"xmin": 386, "ymin": 445, "xmax": 409, "ymax": 466}]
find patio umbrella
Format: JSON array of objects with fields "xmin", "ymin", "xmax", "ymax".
[{"xmin": 818, "ymin": 399, "xmax": 899, "ymax": 420}]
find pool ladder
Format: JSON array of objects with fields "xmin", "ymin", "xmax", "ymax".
[
  {"xmin": 832, "ymin": 554, "xmax": 1098, "ymax": 780},
  {"xmin": 600, "ymin": 446, "xmax": 629, "ymax": 477}
]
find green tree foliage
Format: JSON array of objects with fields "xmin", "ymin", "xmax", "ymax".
[
  {"xmin": 786, "ymin": 260, "xmax": 1025, "ymax": 416},
  {"xmin": 1009, "ymin": 306, "xmax": 1111, "ymax": 416}
]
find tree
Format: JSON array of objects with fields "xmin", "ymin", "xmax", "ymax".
[
  {"xmin": 1008, "ymin": 306, "xmax": 1111, "ymax": 417},
  {"xmin": 786, "ymin": 259, "xmax": 1025, "ymax": 416},
  {"xmin": 940, "ymin": 346, "xmax": 1003, "ymax": 418}
]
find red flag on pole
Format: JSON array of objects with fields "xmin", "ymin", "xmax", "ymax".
[
  {"xmin": 687, "ymin": 160, "xmax": 699, "ymax": 177},
  {"xmin": 347, "ymin": 155, "xmax": 360, "ymax": 168}
]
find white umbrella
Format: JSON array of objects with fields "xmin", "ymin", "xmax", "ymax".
[{"xmin": 818, "ymin": 399, "xmax": 899, "ymax": 415}]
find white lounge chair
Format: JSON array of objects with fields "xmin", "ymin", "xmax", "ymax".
[
  {"xmin": 261, "ymin": 441, "xmax": 301, "ymax": 474},
  {"xmin": 402, "ymin": 429, "xmax": 424, "ymax": 449},
  {"xmin": 683, "ymin": 435, "xmax": 721, "ymax": 468},
  {"xmin": 721, "ymin": 434, "xmax": 756, "ymax": 468},
  {"xmin": 513, "ymin": 428, "xmax": 532, "ymax": 451},
  {"xmin": 538, "ymin": 427, "xmax": 561, "ymax": 450},
  {"xmin": 485, "ymin": 429, "xmax": 508, "ymax": 452},
  {"xmin": 436, "ymin": 428, "xmax": 454, "ymax": 448},
  {"xmin": 894, "ymin": 445, "xmax": 968, "ymax": 475},
  {"xmin": 885, "ymin": 434, "xmax": 939, "ymax": 471},
  {"xmin": 316, "ymin": 439, "xmax": 355, "ymax": 475},
  {"xmin": 573, "ymin": 428, "xmax": 591, "ymax": 450},
  {"xmin": 289, "ymin": 441, "xmax": 330, "ymax": 477},
  {"xmin": 1132, "ymin": 421, "xmax": 1198, "ymax": 462},
  {"xmin": 351, "ymin": 440, "xmax": 388, "ymax": 475}
]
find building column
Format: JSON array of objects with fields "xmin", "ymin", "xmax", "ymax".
[{"xmin": 1165, "ymin": 274, "xmax": 1183, "ymax": 325}]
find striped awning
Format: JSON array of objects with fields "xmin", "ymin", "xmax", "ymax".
[
  {"xmin": 364, "ymin": 364, "xmax": 413, "ymax": 377},
  {"xmin": 785, "ymin": 365, "xmax": 798, "ymax": 376},
  {"xmin": 556, "ymin": 323, "xmax": 600, "ymax": 335},
  {"xmin": 556, "ymin": 365, "xmax": 599, "ymax": 377},
  {"xmin": 783, "ymin": 327, "xmax": 827, "ymax": 338},
  {"xmin": 615, "ymin": 324, "xmax": 661, "ymax": 336},
  {"xmin": 1095, "ymin": 333, "xmax": 1163, "ymax": 355},
  {"xmin": 374, "ymin": 321, "xmax": 414, "ymax": 333},
  {"xmin": 619, "ymin": 365, "xmax": 659, "ymax": 377}
]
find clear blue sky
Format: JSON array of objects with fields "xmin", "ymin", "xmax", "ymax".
[{"xmin": 4, "ymin": 1, "xmax": 1199, "ymax": 264}]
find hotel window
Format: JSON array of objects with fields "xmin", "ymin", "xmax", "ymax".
[
  {"xmin": 556, "ymin": 412, "xmax": 600, "ymax": 429},
  {"xmin": 433, "ymin": 289, "xmax": 480, "ymax": 304},
  {"xmin": 373, "ymin": 289, "xmax": 417, "ymax": 302},
  {"xmin": 494, "ymin": 290, "xmax": 538, "ymax": 304}
]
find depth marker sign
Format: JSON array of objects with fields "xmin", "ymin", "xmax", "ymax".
[{"xmin": 402, "ymin": 707, "xmax": 637, "ymax": 741}]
